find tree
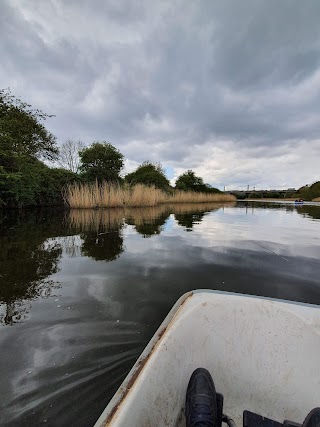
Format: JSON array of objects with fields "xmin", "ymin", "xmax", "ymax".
[
  {"xmin": 0, "ymin": 88, "xmax": 58, "ymax": 163},
  {"xmin": 59, "ymin": 139, "xmax": 84, "ymax": 173},
  {"xmin": 125, "ymin": 161, "xmax": 170, "ymax": 190},
  {"xmin": 297, "ymin": 181, "xmax": 320, "ymax": 201},
  {"xmin": 175, "ymin": 170, "xmax": 204, "ymax": 191},
  {"xmin": 0, "ymin": 166, "xmax": 21, "ymax": 207},
  {"xmin": 175, "ymin": 170, "xmax": 220, "ymax": 193},
  {"xmin": 0, "ymin": 88, "xmax": 68, "ymax": 207},
  {"xmin": 175, "ymin": 170, "xmax": 202, "ymax": 192},
  {"xmin": 0, "ymin": 154, "xmax": 79, "ymax": 208},
  {"xmin": 79, "ymin": 142, "xmax": 124, "ymax": 182}
]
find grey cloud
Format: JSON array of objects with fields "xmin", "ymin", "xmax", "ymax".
[
  {"xmin": 209, "ymin": 0, "xmax": 320, "ymax": 89},
  {"xmin": 1, "ymin": 0, "xmax": 320, "ymax": 188}
]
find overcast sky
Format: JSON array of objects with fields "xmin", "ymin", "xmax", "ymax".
[{"xmin": 1, "ymin": 0, "xmax": 320, "ymax": 189}]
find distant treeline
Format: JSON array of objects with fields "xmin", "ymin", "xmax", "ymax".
[
  {"xmin": 235, "ymin": 190, "xmax": 297, "ymax": 200},
  {"xmin": 0, "ymin": 89, "xmax": 221, "ymax": 209},
  {"xmin": 234, "ymin": 183, "xmax": 320, "ymax": 201}
]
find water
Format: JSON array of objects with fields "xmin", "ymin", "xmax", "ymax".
[{"xmin": 0, "ymin": 202, "xmax": 319, "ymax": 426}]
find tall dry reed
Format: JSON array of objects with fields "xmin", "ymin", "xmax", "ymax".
[
  {"xmin": 123, "ymin": 184, "xmax": 167, "ymax": 206},
  {"xmin": 168, "ymin": 191, "xmax": 234, "ymax": 203},
  {"xmin": 64, "ymin": 182, "xmax": 236, "ymax": 208}
]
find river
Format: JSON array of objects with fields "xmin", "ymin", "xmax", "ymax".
[{"xmin": 0, "ymin": 202, "xmax": 319, "ymax": 426}]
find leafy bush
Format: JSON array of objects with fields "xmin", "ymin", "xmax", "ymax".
[
  {"xmin": 175, "ymin": 170, "xmax": 220, "ymax": 193},
  {"xmin": 296, "ymin": 181, "xmax": 320, "ymax": 201},
  {"xmin": 125, "ymin": 162, "xmax": 170, "ymax": 190},
  {"xmin": 0, "ymin": 156, "xmax": 80, "ymax": 208}
]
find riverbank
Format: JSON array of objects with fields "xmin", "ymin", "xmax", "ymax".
[
  {"xmin": 243, "ymin": 198, "xmax": 297, "ymax": 202},
  {"xmin": 65, "ymin": 183, "xmax": 235, "ymax": 208},
  {"xmin": 240, "ymin": 199, "xmax": 320, "ymax": 206}
]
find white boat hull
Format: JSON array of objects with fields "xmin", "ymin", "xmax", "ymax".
[{"xmin": 94, "ymin": 291, "xmax": 320, "ymax": 426}]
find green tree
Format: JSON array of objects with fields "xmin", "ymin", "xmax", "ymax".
[
  {"xmin": 175, "ymin": 170, "xmax": 220, "ymax": 193},
  {"xmin": 310, "ymin": 181, "xmax": 320, "ymax": 199},
  {"xmin": 0, "ymin": 166, "xmax": 21, "ymax": 207},
  {"xmin": 296, "ymin": 182, "xmax": 320, "ymax": 201},
  {"xmin": 175, "ymin": 170, "xmax": 203, "ymax": 191},
  {"xmin": 125, "ymin": 161, "xmax": 170, "ymax": 190},
  {"xmin": 0, "ymin": 88, "xmax": 67, "ymax": 208},
  {"xmin": 79, "ymin": 142, "xmax": 124, "ymax": 182},
  {"xmin": 0, "ymin": 88, "xmax": 58, "ymax": 164},
  {"xmin": 0, "ymin": 155, "xmax": 79, "ymax": 208}
]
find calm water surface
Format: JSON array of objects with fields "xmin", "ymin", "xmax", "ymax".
[{"xmin": 1, "ymin": 202, "xmax": 320, "ymax": 426}]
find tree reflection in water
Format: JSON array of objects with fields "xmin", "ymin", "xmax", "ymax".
[
  {"xmin": 242, "ymin": 201, "xmax": 320, "ymax": 221},
  {"xmin": 125, "ymin": 206, "xmax": 170, "ymax": 238},
  {"xmin": 0, "ymin": 203, "xmax": 234, "ymax": 325},
  {"xmin": 173, "ymin": 203, "xmax": 227, "ymax": 231},
  {"xmin": 68, "ymin": 203, "xmax": 231, "ymax": 241},
  {"xmin": 81, "ymin": 230, "xmax": 124, "ymax": 261},
  {"xmin": 0, "ymin": 211, "xmax": 63, "ymax": 325},
  {"xmin": 296, "ymin": 205, "xmax": 320, "ymax": 220},
  {"xmin": 68, "ymin": 208, "xmax": 125, "ymax": 261}
]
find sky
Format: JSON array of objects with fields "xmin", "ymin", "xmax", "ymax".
[{"xmin": 1, "ymin": 0, "xmax": 320, "ymax": 190}]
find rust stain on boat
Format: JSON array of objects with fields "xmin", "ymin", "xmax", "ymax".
[{"xmin": 103, "ymin": 292, "xmax": 193, "ymax": 426}]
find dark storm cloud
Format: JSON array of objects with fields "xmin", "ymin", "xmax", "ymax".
[{"xmin": 1, "ymin": 0, "xmax": 320, "ymax": 188}]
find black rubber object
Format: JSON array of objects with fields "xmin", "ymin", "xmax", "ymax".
[
  {"xmin": 243, "ymin": 410, "xmax": 284, "ymax": 427},
  {"xmin": 302, "ymin": 408, "xmax": 320, "ymax": 427}
]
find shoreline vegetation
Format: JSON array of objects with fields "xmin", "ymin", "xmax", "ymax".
[
  {"xmin": 65, "ymin": 182, "xmax": 236, "ymax": 208},
  {"xmin": 242, "ymin": 197, "xmax": 320, "ymax": 202},
  {"xmin": 242, "ymin": 198, "xmax": 297, "ymax": 202},
  {"xmin": 233, "ymin": 181, "xmax": 320, "ymax": 202},
  {"xmin": 1, "ymin": 89, "xmax": 319, "ymax": 209}
]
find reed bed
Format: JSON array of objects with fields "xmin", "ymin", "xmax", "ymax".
[
  {"xmin": 124, "ymin": 184, "xmax": 167, "ymax": 206},
  {"xmin": 65, "ymin": 182, "xmax": 125, "ymax": 208},
  {"xmin": 169, "ymin": 190, "xmax": 234, "ymax": 204},
  {"xmin": 65, "ymin": 182, "xmax": 236, "ymax": 208}
]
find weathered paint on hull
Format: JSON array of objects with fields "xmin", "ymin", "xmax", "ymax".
[{"xmin": 94, "ymin": 291, "xmax": 320, "ymax": 427}]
